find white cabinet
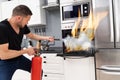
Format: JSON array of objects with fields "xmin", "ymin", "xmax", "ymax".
[
  {"xmin": 41, "ymin": 53, "xmax": 64, "ymax": 80},
  {"xmin": 0, "ymin": 3, "xmax": 2, "ymax": 22},
  {"xmin": 1, "ymin": 0, "xmax": 46, "ymax": 25},
  {"xmin": 1, "ymin": 0, "xmax": 19, "ymax": 21},
  {"xmin": 47, "ymin": 0, "xmax": 59, "ymax": 5},
  {"xmin": 41, "ymin": 54, "xmax": 95, "ymax": 80},
  {"xmin": 64, "ymin": 57, "xmax": 95, "ymax": 80},
  {"xmin": 19, "ymin": 0, "xmax": 46, "ymax": 26},
  {"xmin": 60, "ymin": 0, "xmax": 87, "ymax": 4}
]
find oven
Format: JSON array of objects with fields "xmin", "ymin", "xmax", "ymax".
[
  {"xmin": 60, "ymin": 0, "xmax": 91, "ymax": 23},
  {"xmin": 61, "ymin": 2, "xmax": 90, "ymax": 22}
]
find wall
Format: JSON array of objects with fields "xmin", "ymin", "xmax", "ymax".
[
  {"xmin": 0, "ymin": 0, "xmax": 8, "ymax": 2},
  {"xmin": 23, "ymin": 8, "xmax": 62, "ymax": 48},
  {"xmin": 45, "ymin": 9, "xmax": 62, "ymax": 47},
  {"xmin": 27, "ymin": 8, "xmax": 62, "ymax": 47}
]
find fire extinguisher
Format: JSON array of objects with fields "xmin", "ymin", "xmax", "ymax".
[{"xmin": 31, "ymin": 40, "xmax": 42, "ymax": 80}]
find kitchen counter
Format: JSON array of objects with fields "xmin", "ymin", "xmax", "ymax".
[
  {"xmin": 57, "ymin": 48, "xmax": 97, "ymax": 57},
  {"xmin": 40, "ymin": 47, "xmax": 97, "ymax": 58}
]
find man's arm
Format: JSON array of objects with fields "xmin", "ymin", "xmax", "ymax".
[
  {"xmin": 26, "ymin": 32, "xmax": 54, "ymax": 42},
  {"xmin": 0, "ymin": 43, "xmax": 35, "ymax": 60}
]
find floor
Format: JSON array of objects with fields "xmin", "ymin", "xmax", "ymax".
[
  {"xmin": 12, "ymin": 70, "xmax": 31, "ymax": 80},
  {"xmin": 12, "ymin": 54, "xmax": 33, "ymax": 80}
]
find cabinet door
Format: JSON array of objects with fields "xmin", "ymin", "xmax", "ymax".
[
  {"xmin": 64, "ymin": 57, "xmax": 95, "ymax": 80},
  {"xmin": 41, "ymin": 54, "xmax": 64, "ymax": 74},
  {"xmin": 1, "ymin": 0, "xmax": 19, "ymax": 20},
  {"xmin": 19, "ymin": 0, "xmax": 46, "ymax": 26},
  {"xmin": 0, "ymin": 3, "xmax": 2, "ymax": 21},
  {"xmin": 41, "ymin": 54, "xmax": 63, "ymax": 64}
]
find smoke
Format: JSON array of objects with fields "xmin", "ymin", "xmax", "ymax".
[{"xmin": 63, "ymin": 32, "xmax": 94, "ymax": 52}]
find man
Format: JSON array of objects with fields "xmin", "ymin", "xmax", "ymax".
[{"xmin": 0, "ymin": 5, "xmax": 54, "ymax": 80}]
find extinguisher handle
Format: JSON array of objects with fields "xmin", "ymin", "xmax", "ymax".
[{"xmin": 34, "ymin": 48, "xmax": 41, "ymax": 56}]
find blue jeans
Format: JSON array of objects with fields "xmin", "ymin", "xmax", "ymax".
[{"xmin": 0, "ymin": 55, "xmax": 31, "ymax": 80}]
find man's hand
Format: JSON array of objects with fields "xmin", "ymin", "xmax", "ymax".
[
  {"xmin": 47, "ymin": 36, "xmax": 54, "ymax": 42},
  {"xmin": 26, "ymin": 47, "xmax": 36, "ymax": 56}
]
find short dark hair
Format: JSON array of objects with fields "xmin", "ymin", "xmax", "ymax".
[{"xmin": 12, "ymin": 5, "xmax": 33, "ymax": 16}]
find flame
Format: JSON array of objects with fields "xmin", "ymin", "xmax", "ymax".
[
  {"xmin": 63, "ymin": 9, "xmax": 108, "ymax": 53},
  {"xmin": 80, "ymin": 11, "xmax": 95, "ymax": 40},
  {"xmin": 71, "ymin": 8, "xmax": 81, "ymax": 38}
]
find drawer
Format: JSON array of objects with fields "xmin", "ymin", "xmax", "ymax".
[
  {"xmin": 41, "ymin": 54, "xmax": 64, "ymax": 74},
  {"xmin": 41, "ymin": 54, "xmax": 63, "ymax": 64},
  {"xmin": 42, "ymin": 63, "xmax": 64, "ymax": 74},
  {"xmin": 42, "ymin": 57, "xmax": 63, "ymax": 64},
  {"xmin": 42, "ymin": 73, "xmax": 64, "ymax": 80}
]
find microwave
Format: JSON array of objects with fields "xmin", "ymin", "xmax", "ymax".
[{"xmin": 60, "ymin": 2, "xmax": 91, "ymax": 23}]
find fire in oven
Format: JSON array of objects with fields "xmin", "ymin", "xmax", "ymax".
[
  {"xmin": 61, "ymin": 23, "xmax": 96, "ymax": 57},
  {"xmin": 61, "ymin": 2, "xmax": 97, "ymax": 56}
]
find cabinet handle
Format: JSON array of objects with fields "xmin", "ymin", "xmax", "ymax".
[
  {"xmin": 43, "ymin": 61, "xmax": 47, "ymax": 63},
  {"xmin": 113, "ymin": 0, "xmax": 120, "ymax": 42},
  {"xmin": 43, "ymin": 56, "xmax": 46, "ymax": 58},
  {"xmin": 44, "ymin": 75, "xmax": 47, "ymax": 77},
  {"xmin": 109, "ymin": 0, "xmax": 114, "ymax": 42}
]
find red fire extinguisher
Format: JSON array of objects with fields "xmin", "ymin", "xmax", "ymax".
[{"xmin": 31, "ymin": 41, "xmax": 42, "ymax": 80}]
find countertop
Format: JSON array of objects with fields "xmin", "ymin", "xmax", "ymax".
[{"xmin": 40, "ymin": 47, "xmax": 97, "ymax": 57}]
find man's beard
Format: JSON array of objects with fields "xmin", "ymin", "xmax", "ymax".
[{"xmin": 17, "ymin": 23, "xmax": 23, "ymax": 28}]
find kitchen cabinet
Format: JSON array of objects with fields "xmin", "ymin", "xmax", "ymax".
[
  {"xmin": 47, "ymin": 0, "xmax": 59, "ymax": 5},
  {"xmin": 42, "ymin": 4, "xmax": 59, "ymax": 11},
  {"xmin": 19, "ymin": 0, "xmax": 46, "ymax": 26},
  {"xmin": 1, "ymin": 0, "xmax": 19, "ymax": 21},
  {"xmin": 1, "ymin": 0, "xmax": 46, "ymax": 26},
  {"xmin": 42, "ymin": 0, "xmax": 59, "ymax": 11},
  {"xmin": 0, "ymin": 4, "xmax": 2, "ymax": 22},
  {"xmin": 64, "ymin": 57, "xmax": 95, "ymax": 80},
  {"xmin": 41, "ymin": 53, "xmax": 95, "ymax": 80},
  {"xmin": 60, "ymin": 0, "xmax": 83, "ymax": 4},
  {"xmin": 41, "ymin": 53, "xmax": 64, "ymax": 80}
]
